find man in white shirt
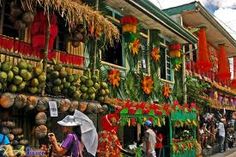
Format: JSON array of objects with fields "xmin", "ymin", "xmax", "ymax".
[
  {"xmin": 218, "ymin": 118, "xmax": 226, "ymax": 153},
  {"xmin": 143, "ymin": 120, "xmax": 156, "ymax": 157}
]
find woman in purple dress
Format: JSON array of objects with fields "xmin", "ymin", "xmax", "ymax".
[{"xmin": 48, "ymin": 115, "xmax": 83, "ymax": 157}]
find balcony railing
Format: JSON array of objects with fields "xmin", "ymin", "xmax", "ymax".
[{"xmin": 0, "ymin": 34, "xmax": 85, "ymax": 66}]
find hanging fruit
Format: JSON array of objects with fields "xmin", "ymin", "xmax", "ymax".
[
  {"xmin": 141, "ymin": 76, "xmax": 154, "ymax": 95},
  {"xmin": 108, "ymin": 69, "xmax": 121, "ymax": 87}
]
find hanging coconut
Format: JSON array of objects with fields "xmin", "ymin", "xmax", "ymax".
[
  {"xmin": 72, "ymin": 41, "xmax": 80, "ymax": 47},
  {"xmin": 36, "ymin": 97, "xmax": 49, "ymax": 112},
  {"xmin": 73, "ymin": 31, "xmax": 84, "ymax": 41},
  {"xmin": 59, "ymin": 99, "xmax": 71, "ymax": 112},
  {"xmin": 34, "ymin": 125, "xmax": 47, "ymax": 139},
  {"xmin": 35, "ymin": 112, "xmax": 47, "ymax": 125},
  {"xmin": 2, "ymin": 121, "xmax": 15, "ymax": 128},
  {"xmin": 19, "ymin": 139, "xmax": 29, "ymax": 145},
  {"xmin": 8, "ymin": 134, "xmax": 14, "ymax": 141},
  {"xmin": 69, "ymin": 101, "xmax": 79, "ymax": 112},
  {"xmin": 26, "ymin": 96, "xmax": 38, "ymax": 110},
  {"xmin": 14, "ymin": 20, "xmax": 26, "ymax": 30},
  {"xmin": 0, "ymin": 93, "xmax": 15, "ymax": 109},
  {"xmin": 11, "ymin": 128, "xmax": 23, "ymax": 135},
  {"xmin": 78, "ymin": 101, "xmax": 88, "ymax": 112},
  {"xmin": 14, "ymin": 94, "xmax": 27, "ymax": 109},
  {"xmin": 22, "ymin": 12, "xmax": 34, "ymax": 25}
]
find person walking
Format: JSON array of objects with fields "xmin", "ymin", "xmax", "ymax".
[
  {"xmin": 218, "ymin": 118, "xmax": 226, "ymax": 153},
  {"xmin": 143, "ymin": 120, "xmax": 156, "ymax": 157},
  {"xmin": 48, "ymin": 115, "xmax": 83, "ymax": 157}
]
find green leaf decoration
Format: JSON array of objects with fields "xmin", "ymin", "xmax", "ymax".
[{"xmin": 135, "ymin": 109, "xmax": 143, "ymax": 115}]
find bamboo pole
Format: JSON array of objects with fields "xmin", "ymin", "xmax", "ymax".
[
  {"xmin": 41, "ymin": 11, "xmax": 51, "ymax": 96},
  {"xmin": 92, "ymin": 0, "xmax": 99, "ymax": 74}
]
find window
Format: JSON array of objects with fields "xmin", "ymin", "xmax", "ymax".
[
  {"xmin": 160, "ymin": 46, "xmax": 172, "ymax": 81},
  {"xmin": 0, "ymin": 1, "xmax": 19, "ymax": 38},
  {"xmin": 139, "ymin": 36, "xmax": 148, "ymax": 73},
  {"xmin": 102, "ymin": 37, "xmax": 123, "ymax": 66}
]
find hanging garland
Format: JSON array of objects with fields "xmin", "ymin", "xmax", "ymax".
[
  {"xmin": 108, "ymin": 69, "xmax": 121, "ymax": 88},
  {"xmin": 172, "ymin": 140, "xmax": 197, "ymax": 154},
  {"xmin": 120, "ymin": 15, "xmax": 138, "ymax": 42},
  {"xmin": 169, "ymin": 43, "xmax": 181, "ymax": 58},
  {"xmin": 141, "ymin": 76, "xmax": 154, "ymax": 95}
]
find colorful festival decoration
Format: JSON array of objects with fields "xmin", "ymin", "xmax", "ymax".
[
  {"xmin": 108, "ymin": 69, "xmax": 121, "ymax": 87},
  {"xmin": 217, "ymin": 44, "xmax": 231, "ymax": 83},
  {"xmin": 196, "ymin": 27, "xmax": 212, "ymax": 73},
  {"xmin": 141, "ymin": 76, "xmax": 154, "ymax": 95},
  {"xmin": 151, "ymin": 47, "xmax": 160, "ymax": 62},
  {"xmin": 163, "ymin": 84, "xmax": 171, "ymax": 98},
  {"xmin": 120, "ymin": 15, "xmax": 138, "ymax": 42},
  {"xmin": 129, "ymin": 39, "xmax": 140, "ymax": 55},
  {"xmin": 169, "ymin": 43, "xmax": 181, "ymax": 58}
]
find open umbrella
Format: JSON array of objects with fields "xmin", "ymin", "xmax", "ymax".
[{"xmin": 73, "ymin": 110, "xmax": 98, "ymax": 156}]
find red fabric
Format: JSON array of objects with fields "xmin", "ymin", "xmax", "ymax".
[
  {"xmin": 101, "ymin": 113, "xmax": 119, "ymax": 134},
  {"xmin": 155, "ymin": 133, "xmax": 164, "ymax": 149},
  {"xmin": 196, "ymin": 27, "xmax": 212, "ymax": 73},
  {"xmin": 31, "ymin": 11, "xmax": 58, "ymax": 51},
  {"xmin": 217, "ymin": 44, "xmax": 231, "ymax": 83}
]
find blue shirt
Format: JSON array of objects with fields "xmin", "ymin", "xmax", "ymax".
[{"xmin": 0, "ymin": 134, "xmax": 10, "ymax": 145}]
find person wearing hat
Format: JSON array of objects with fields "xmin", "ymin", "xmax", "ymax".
[
  {"xmin": 143, "ymin": 120, "xmax": 156, "ymax": 157},
  {"xmin": 48, "ymin": 115, "xmax": 83, "ymax": 157}
]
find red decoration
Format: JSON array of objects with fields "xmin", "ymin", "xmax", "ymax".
[
  {"xmin": 120, "ymin": 16, "xmax": 138, "ymax": 25},
  {"xmin": 231, "ymin": 79, "xmax": 236, "ymax": 89},
  {"xmin": 196, "ymin": 27, "xmax": 212, "ymax": 73},
  {"xmin": 217, "ymin": 44, "xmax": 231, "ymax": 83},
  {"xmin": 31, "ymin": 11, "xmax": 58, "ymax": 52},
  {"xmin": 101, "ymin": 113, "xmax": 119, "ymax": 134}
]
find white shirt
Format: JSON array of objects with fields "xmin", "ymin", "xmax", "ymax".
[
  {"xmin": 218, "ymin": 122, "xmax": 225, "ymax": 137},
  {"xmin": 143, "ymin": 128, "xmax": 156, "ymax": 153}
]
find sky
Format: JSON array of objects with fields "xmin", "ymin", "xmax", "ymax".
[{"xmin": 149, "ymin": 0, "xmax": 236, "ymax": 39}]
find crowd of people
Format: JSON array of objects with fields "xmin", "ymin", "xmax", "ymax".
[{"xmin": 199, "ymin": 111, "xmax": 236, "ymax": 153}]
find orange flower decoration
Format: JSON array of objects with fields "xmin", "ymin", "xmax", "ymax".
[
  {"xmin": 108, "ymin": 69, "xmax": 121, "ymax": 87},
  {"xmin": 163, "ymin": 84, "xmax": 171, "ymax": 98},
  {"xmin": 142, "ymin": 76, "xmax": 154, "ymax": 95},
  {"xmin": 151, "ymin": 47, "xmax": 160, "ymax": 62},
  {"xmin": 129, "ymin": 39, "xmax": 140, "ymax": 55}
]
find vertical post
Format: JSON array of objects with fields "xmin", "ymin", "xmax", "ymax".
[
  {"xmin": 92, "ymin": 0, "xmax": 99, "ymax": 74},
  {"xmin": 42, "ymin": 12, "xmax": 51, "ymax": 96},
  {"xmin": 0, "ymin": 0, "xmax": 5, "ymax": 34},
  {"xmin": 182, "ymin": 45, "xmax": 187, "ymax": 103}
]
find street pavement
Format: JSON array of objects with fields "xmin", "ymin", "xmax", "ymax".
[{"xmin": 210, "ymin": 147, "xmax": 236, "ymax": 157}]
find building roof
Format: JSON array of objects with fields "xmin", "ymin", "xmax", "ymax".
[
  {"xmin": 163, "ymin": 1, "xmax": 236, "ymax": 57},
  {"xmin": 105, "ymin": 0, "xmax": 198, "ymax": 44}
]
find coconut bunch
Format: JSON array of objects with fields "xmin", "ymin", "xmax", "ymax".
[
  {"xmin": 27, "ymin": 61, "xmax": 46, "ymax": 94},
  {"xmin": 10, "ymin": 1, "xmax": 35, "ymax": 30},
  {"xmin": 69, "ymin": 24, "xmax": 87, "ymax": 47},
  {"xmin": 79, "ymin": 69, "xmax": 100, "ymax": 100},
  {"xmin": 46, "ymin": 61, "xmax": 80, "ymax": 98},
  {"xmin": 0, "ymin": 59, "xmax": 45, "ymax": 95}
]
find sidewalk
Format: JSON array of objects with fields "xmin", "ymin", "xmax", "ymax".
[{"xmin": 210, "ymin": 147, "xmax": 236, "ymax": 157}]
